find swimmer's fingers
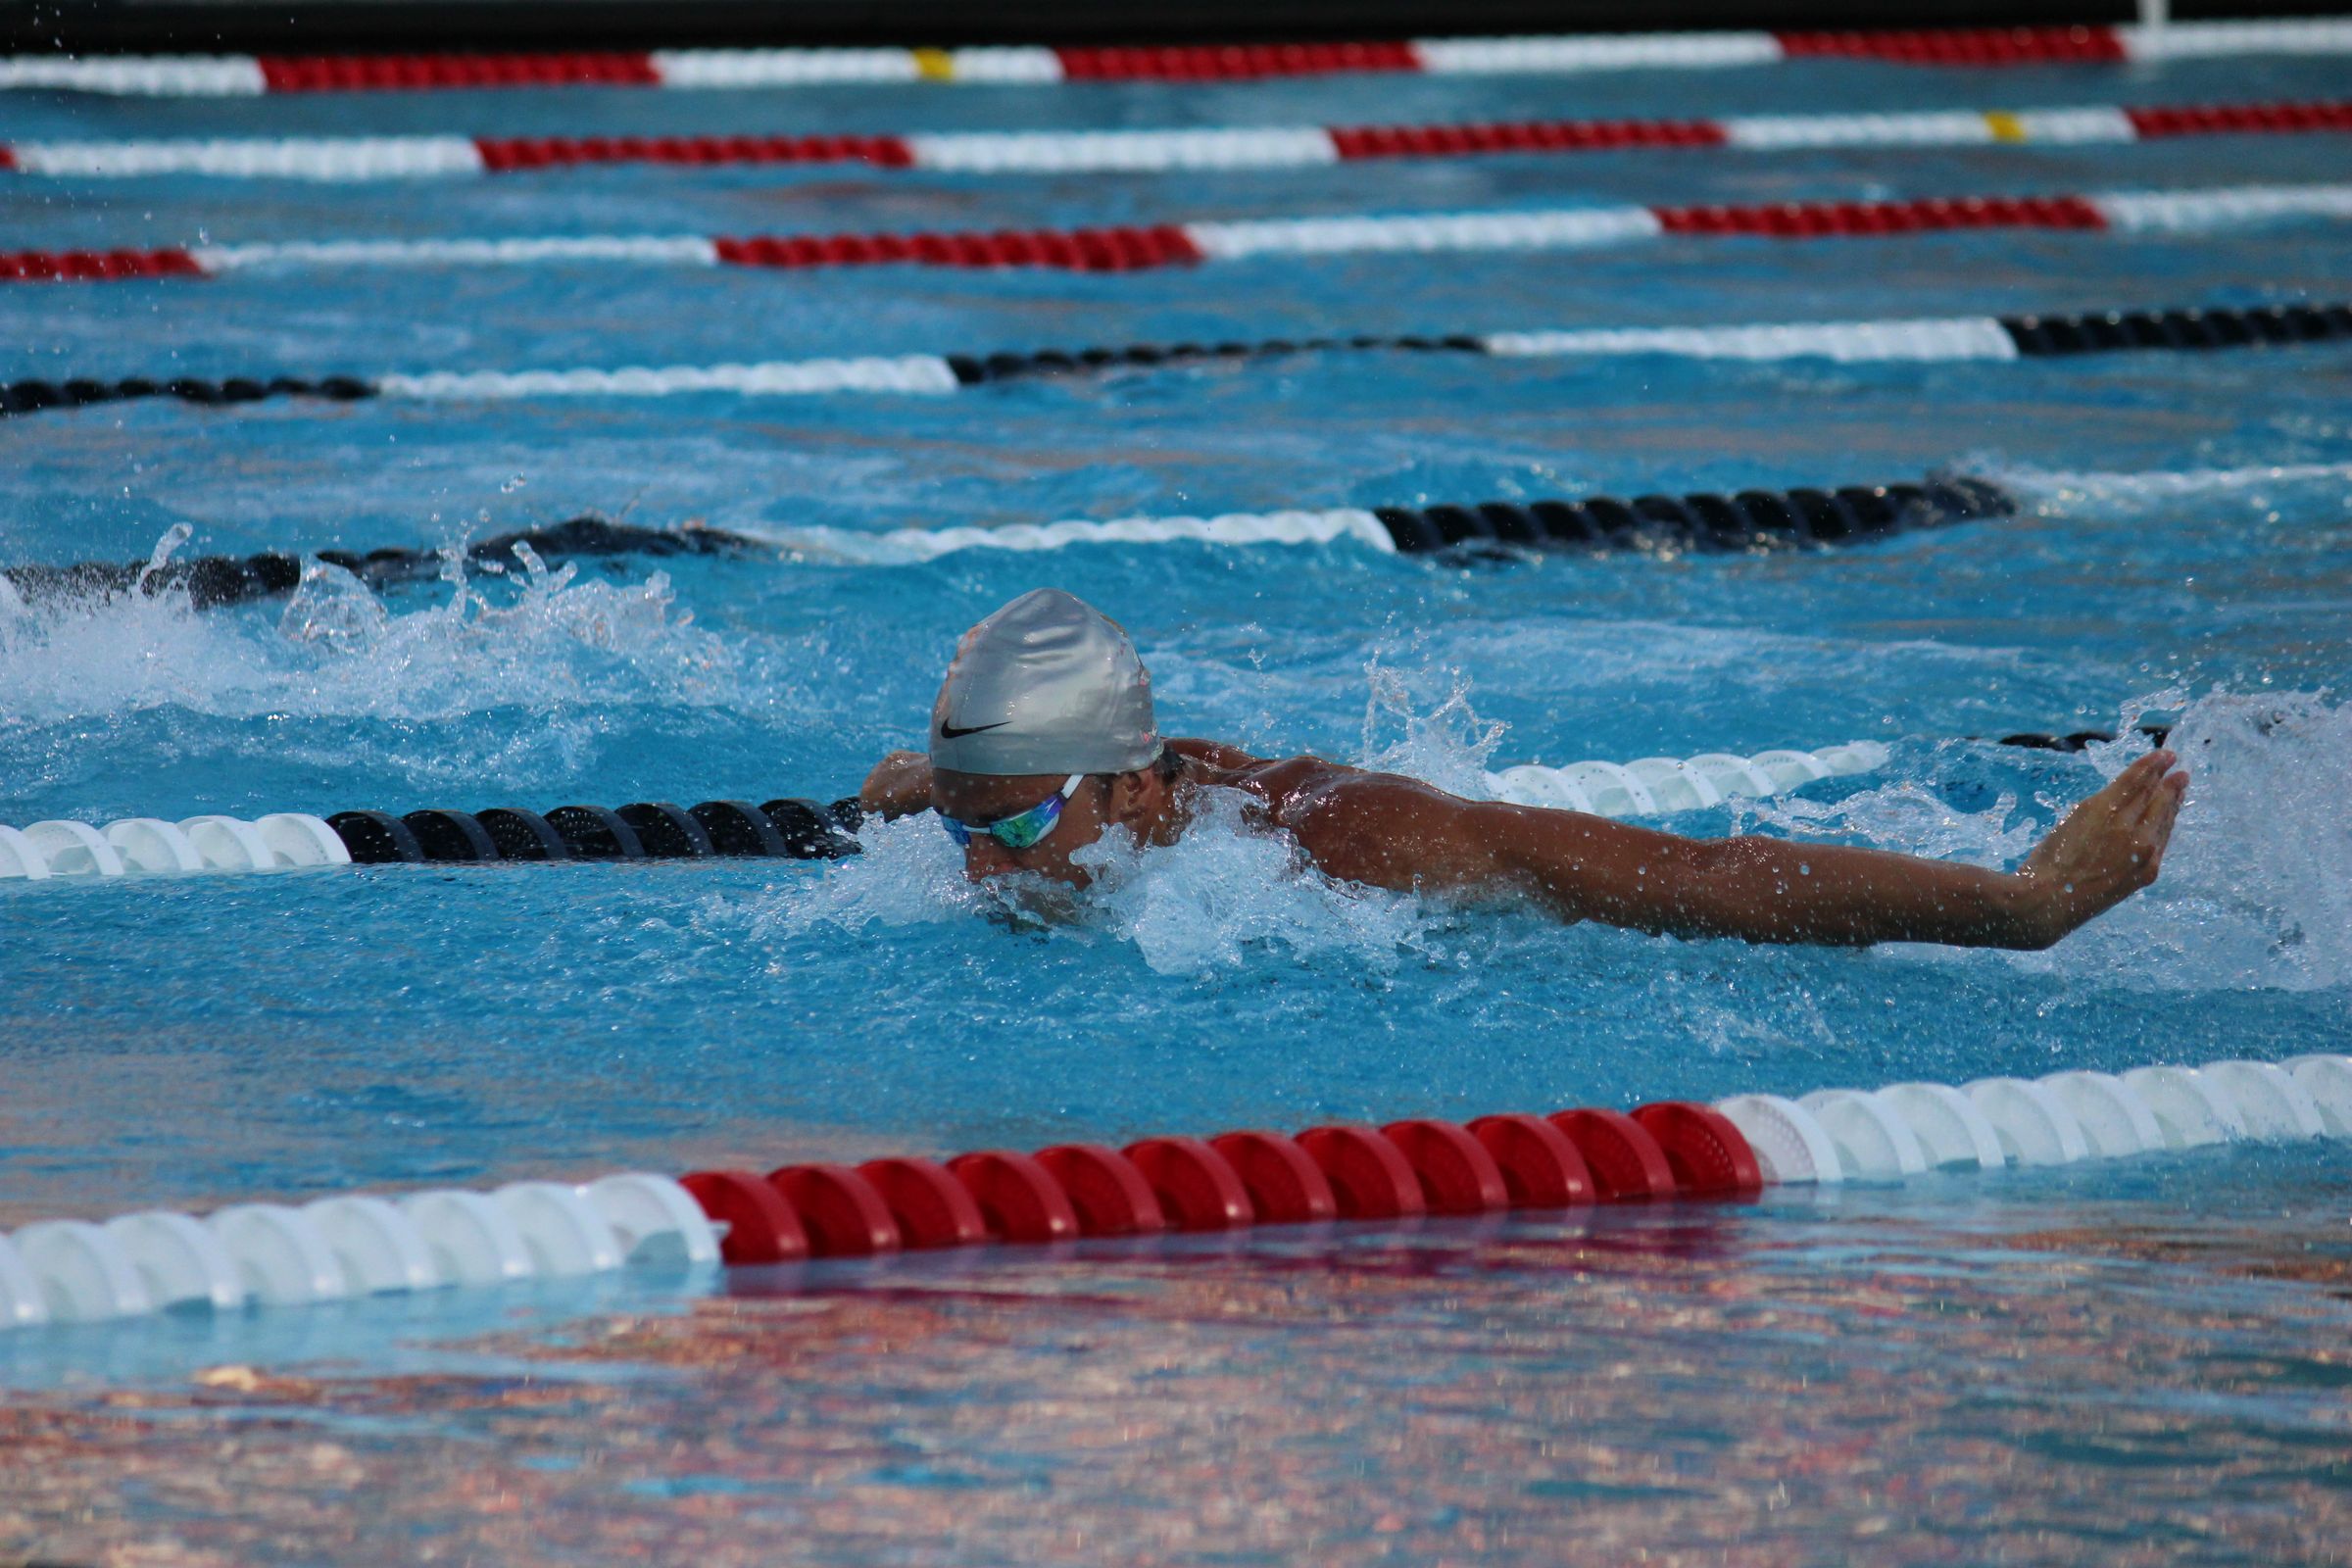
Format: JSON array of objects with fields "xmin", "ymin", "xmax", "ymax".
[
  {"xmin": 2110, "ymin": 751, "xmax": 2184, "ymax": 885},
  {"xmin": 2112, "ymin": 748, "xmax": 2173, "ymax": 805},
  {"xmin": 2141, "ymin": 764, "xmax": 2189, "ymax": 872}
]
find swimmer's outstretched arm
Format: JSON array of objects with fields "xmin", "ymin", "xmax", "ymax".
[{"xmin": 1290, "ymin": 750, "xmax": 2188, "ymax": 950}]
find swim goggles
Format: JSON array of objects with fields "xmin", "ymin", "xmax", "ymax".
[{"xmin": 941, "ymin": 774, "xmax": 1085, "ymax": 852}]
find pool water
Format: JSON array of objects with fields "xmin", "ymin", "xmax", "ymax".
[{"xmin": 3, "ymin": 35, "xmax": 2351, "ymax": 1566}]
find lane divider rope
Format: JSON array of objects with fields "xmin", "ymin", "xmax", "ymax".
[
  {"xmin": 5, "ymin": 1053, "xmax": 2345, "ymax": 1330},
  {"xmin": 4, "ymin": 21, "xmax": 2348, "ymax": 97},
  {"xmin": 9, "ymin": 300, "xmax": 2345, "ymax": 424},
  {"xmin": 0, "ymin": 475, "xmax": 2020, "ymax": 611},
  {"xmin": 0, "ymin": 725, "xmax": 2175, "ymax": 885},
  {"xmin": 9, "ymin": 181, "xmax": 2352, "ymax": 286},
  {"xmin": 0, "ymin": 515, "xmax": 749, "ymax": 606},
  {"xmin": 8, "ymin": 99, "xmax": 2346, "ymax": 180}
]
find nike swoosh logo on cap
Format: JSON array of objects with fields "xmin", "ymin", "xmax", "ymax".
[{"xmin": 938, "ymin": 720, "xmax": 1010, "ymax": 739}]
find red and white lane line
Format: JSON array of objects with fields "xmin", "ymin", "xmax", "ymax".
[
  {"xmin": 4, "ymin": 21, "xmax": 2351, "ymax": 96},
  {"xmin": 10, "ymin": 181, "xmax": 2350, "ymax": 284},
  {"xmin": 4, "ymin": 1054, "xmax": 2345, "ymax": 1329},
  {"xmin": 8, "ymin": 100, "xmax": 2347, "ymax": 180}
]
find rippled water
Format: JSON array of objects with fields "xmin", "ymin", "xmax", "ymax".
[{"xmin": 2, "ymin": 38, "xmax": 2351, "ymax": 1567}]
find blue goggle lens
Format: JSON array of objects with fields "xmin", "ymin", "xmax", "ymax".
[{"xmin": 942, "ymin": 775, "xmax": 1083, "ymax": 852}]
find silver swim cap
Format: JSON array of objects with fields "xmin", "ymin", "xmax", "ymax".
[{"xmin": 929, "ymin": 589, "xmax": 1163, "ymax": 776}]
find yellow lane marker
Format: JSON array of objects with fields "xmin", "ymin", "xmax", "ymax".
[
  {"xmin": 912, "ymin": 48, "xmax": 956, "ymax": 81},
  {"xmin": 1983, "ymin": 112, "xmax": 2031, "ymax": 142}
]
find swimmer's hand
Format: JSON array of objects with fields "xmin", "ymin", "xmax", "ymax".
[
  {"xmin": 2009, "ymin": 749, "xmax": 2188, "ymax": 948},
  {"xmin": 859, "ymin": 750, "xmax": 934, "ymax": 819}
]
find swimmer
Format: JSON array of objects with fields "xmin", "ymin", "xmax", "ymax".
[{"xmin": 859, "ymin": 589, "xmax": 2187, "ymax": 949}]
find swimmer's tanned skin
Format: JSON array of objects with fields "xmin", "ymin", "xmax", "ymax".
[{"xmin": 860, "ymin": 739, "xmax": 2188, "ymax": 951}]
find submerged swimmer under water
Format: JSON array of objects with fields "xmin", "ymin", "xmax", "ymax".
[{"xmin": 860, "ymin": 590, "xmax": 2186, "ymax": 950}]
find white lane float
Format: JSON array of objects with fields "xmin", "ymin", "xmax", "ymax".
[
  {"xmin": 103, "ymin": 817, "xmax": 206, "ymax": 874},
  {"xmin": 2119, "ymin": 1065, "xmax": 2246, "ymax": 1149},
  {"xmin": 0, "ymin": 810, "xmax": 342, "ymax": 881},
  {"xmin": 399, "ymin": 1189, "xmax": 537, "ymax": 1288},
  {"xmin": 208, "ymin": 1203, "xmax": 351, "ymax": 1306},
  {"xmin": 1487, "ymin": 741, "xmax": 1886, "ymax": 816},
  {"xmin": 12, "ymin": 1220, "xmax": 152, "ymax": 1321},
  {"xmin": 2199, "ymin": 1060, "xmax": 2328, "ymax": 1140},
  {"xmin": 0, "ymin": 824, "xmax": 48, "ymax": 880},
  {"xmin": 1963, "ymin": 1077, "xmax": 2093, "ymax": 1166},
  {"xmin": 256, "ymin": 811, "xmax": 354, "ymax": 867},
  {"xmin": 303, "ymin": 1196, "xmax": 440, "ymax": 1294},
  {"xmin": 1871, "ymin": 1082, "xmax": 2006, "ymax": 1171},
  {"xmin": 586, "ymin": 1172, "xmax": 723, "ymax": 1266},
  {"xmin": 2285, "ymin": 1054, "xmax": 2352, "ymax": 1136},
  {"xmin": 23, "ymin": 820, "xmax": 127, "ymax": 877},
  {"xmin": 0, "ymin": 1234, "xmax": 48, "ymax": 1327},
  {"xmin": 103, "ymin": 1210, "xmax": 247, "ymax": 1311},
  {"xmin": 492, "ymin": 1182, "xmax": 627, "ymax": 1276},
  {"xmin": 2037, "ymin": 1070, "xmax": 2165, "ymax": 1157},
  {"xmin": 1798, "ymin": 1089, "xmax": 1930, "ymax": 1178}
]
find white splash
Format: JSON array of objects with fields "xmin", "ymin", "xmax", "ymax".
[
  {"xmin": 754, "ymin": 787, "xmax": 1432, "ymax": 979},
  {"xmin": 1738, "ymin": 781, "xmax": 2043, "ymax": 869},
  {"xmin": 0, "ymin": 529, "xmax": 748, "ymax": 787},
  {"xmin": 2029, "ymin": 689, "xmax": 2352, "ymax": 992},
  {"xmin": 1070, "ymin": 789, "xmax": 1429, "ymax": 976},
  {"xmin": 1740, "ymin": 686, "xmax": 2352, "ymax": 992},
  {"xmin": 1355, "ymin": 656, "xmax": 1506, "ymax": 799}
]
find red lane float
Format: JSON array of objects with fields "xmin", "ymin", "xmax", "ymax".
[
  {"xmin": 856, "ymin": 1157, "xmax": 990, "ymax": 1248},
  {"xmin": 1380, "ymin": 1119, "xmax": 1510, "ymax": 1215},
  {"xmin": 1295, "ymin": 1125, "xmax": 1429, "ymax": 1220},
  {"xmin": 0, "ymin": 248, "xmax": 202, "ymax": 280},
  {"xmin": 2126, "ymin": 102, "xmax": 2352, "ymax": 137},
  {"xmin": 1652, "ymin": 194, "xmax": 2107, "ymax": 237},
  {"xmin": 678, "ymin": 1169, "xmax": 808, "ymax": 1263},
  {"xmin": 1330, "ymin": 119, "xmax": 1725, "ymax": 158},
  {"xmin": 1547, "ymin": 1110, "xmax": 1680, "ymax": 1200},
  {"xmin": 712, "ymin": 223, "xmax": 1202, "ymax": 273},
  {"xmin": 476, "ymin": 133, "xmax": 916, "ymax": 171},
  {"xmin": 1034, "ymin": 1144, "xmax": 1166, "ymax": 1237},
  {"xmin": 1122, "ymin": 1138, "xmax": 1254, "ymax": 1232},
  {"xmin": 1775, "ymin": 26, "xmax": 2128, "ymax": 65},
  {"xmin": 679, "ymin": 1104, "xmax": 1762, "ymax": 1273},
  {"xmin": 1053, "ymin": 41, "xmax": 1420, "ymax": 80},
  {"xmin": 1207, "ymin": 1131, "xmax": 1338, "ymax": 1223},
  {"xmin": 1630, "ymin": 1102, "xmax": 1765, "ymax": 1196},
  {"xmin": 767, "ymin": 1163, "xmax": 902, "ymax": 1256},
  {"xmin": 947, "ymin": 1151, "xmax": 1081, "ymax": 1244},
  {"xmin": 257, "ymin": 52, "xmax": 662, "ymax": 91},
  {"xmin": 1466, "ymin": 1114, "xmax": 1594, "ymax": 1207}
]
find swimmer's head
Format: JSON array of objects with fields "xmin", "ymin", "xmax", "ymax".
[{"xmin": 928, "ymin": 589, "xmax": 1180, "ymax": 886}]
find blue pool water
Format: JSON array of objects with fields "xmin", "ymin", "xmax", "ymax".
[{"xmin": 2, "ymin": 39, "xmax": 2351, "ymax": 1565}]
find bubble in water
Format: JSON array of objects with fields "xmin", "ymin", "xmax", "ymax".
[{"xmin": 500, "ymin": 474, "xmax": 527, "ymax": 495}]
